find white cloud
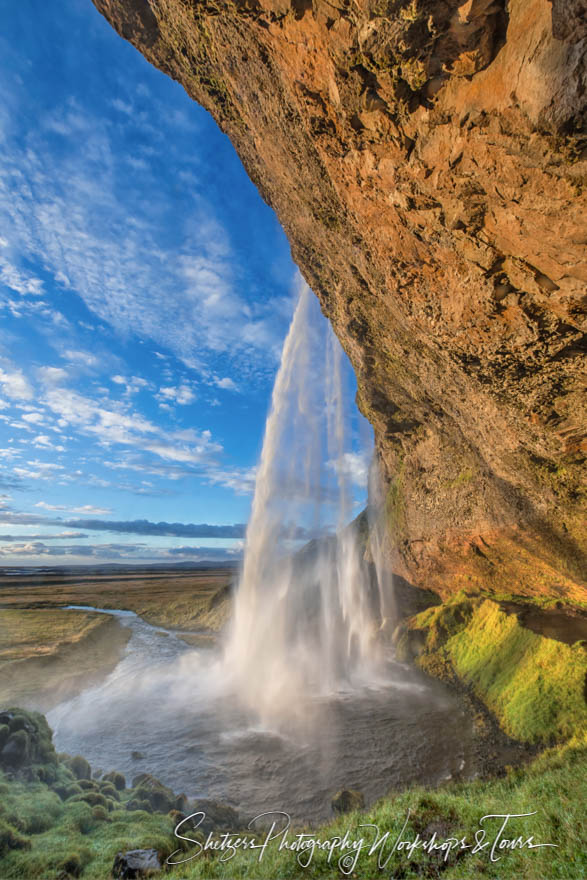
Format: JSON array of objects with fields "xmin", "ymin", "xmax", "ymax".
[
  {"xmin": 21, "ymin": 412, "xmax": 44, "ymax": 424},
  {"xmin": 42, "ymin": 384, "xmax": 221, "ymax": 466},
  {"xmin": 0, "ymin": 255, "xmax": 44, "ymax": 296},
  {"xmin": 13, "ymin": 460, "xmax": 65, "ymax": 480},
  {"xmin": 62, "ymin": 349, "xmax": 99, "ymax": 367},
  {"xmin": 157, "ymin": 384, "xmax": 195, "ymax": 406},
  {"xmin": 214, "ymin": 376, "xmax": 237, "ymax": 391},
  {"xmin": 0, "ymin": 105, "xmax": 289, "ymax": 384},
  {"xmin": 38, "ymin": 366, "xmax": 68, "ymax": 385},
  {"xmin": 70, "ymin": 504, "xmax": 112, "ymax": 515},
  {"xmin": 0, "ymin": 366, "xmax": 33, "ymax": 400},
  {"xmin": 112, "ymin": 375, "xmax": 149, "ymax": 395}
]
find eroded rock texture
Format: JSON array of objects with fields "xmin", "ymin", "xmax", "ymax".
[{"xmin": 93, "ymin": 0, "xmax": 586, "ymax": 601}]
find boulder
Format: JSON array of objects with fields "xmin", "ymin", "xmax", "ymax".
[{"xmin": 112, "ymin": 848, "xmax": 161, "ymax": 879}]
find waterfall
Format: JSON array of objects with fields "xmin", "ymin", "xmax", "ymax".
[{"xmin": 222, "ymin": 282, "xmax": 391, "ymax": 722}]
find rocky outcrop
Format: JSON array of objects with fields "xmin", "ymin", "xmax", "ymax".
[{"xmin": 92, "ymin": 0, "xmax": 586, "ymax": 601}]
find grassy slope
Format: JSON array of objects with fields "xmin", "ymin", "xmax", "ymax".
[
  {"xmin": 0, "ymin": 609, "xmax": 106, "ymax": 662},
  {"xmin": 396, "ymin": 595, "xmax": 587, "ymax": 743}
]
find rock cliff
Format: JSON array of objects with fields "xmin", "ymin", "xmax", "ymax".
[{"xmin": 93, "ymin": 0, "xmax": 586, "ymax": 602}]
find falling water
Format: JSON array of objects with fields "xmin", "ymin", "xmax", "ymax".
[
  {"xmin": 223, "ymin": 283, "xmax": 392, "ymax": 722},
  {"xmin": 46, "ymin": 286, "xmax": 477, "ymax": 816}
]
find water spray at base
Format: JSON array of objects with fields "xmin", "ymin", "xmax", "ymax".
[{"xmin": 222, "ymin": 282, "xmax": 395, "ymax": 722}]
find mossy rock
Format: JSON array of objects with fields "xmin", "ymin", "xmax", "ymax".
[
  {"xmin": 103, "ymin": 770, "xmax": 126, "ymax": 791},
  {"xmin": 130, "ymin": 773, "xmax": 176, "ymax": 813},
  {"xmin": 331, "ymin": 789, "xmax": 365, "ymax": 814},
  {"xmin": 65, "ymin": 754, "xmax": 92, "ymax": 781},
  {"xmin": 0, "ymin": 818, "xmax": 31, "ymax": 856},
  {"xmin": 99, "ymin": 781, "xmax": 120, "ymax": 801},
  {"xmin": 70, "ymin": 791, "xmax": 109, "ymax": 810},
  {"xmin": 1, "ymin": 729, "xmax": 30, "ymax": 767},
  {"xmin": 0, "ymin": 708, "xmax": 58, "ymax": 779},
  {"xmin": 188, "ymin": 798, "xmax": 241, "ymax": 833}
]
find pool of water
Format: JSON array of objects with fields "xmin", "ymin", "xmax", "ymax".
[{"xmin": 48, "ymin": 606, "xmax": 476, "ymax": 825}]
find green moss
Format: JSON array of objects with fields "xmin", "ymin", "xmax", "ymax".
[
  {"xmin": 0, "ymin": 820, "xmax": 30, "ymax": 856},
  {"xmin": 407, "ymin": 597, "xmax": 587, "ymax": 743}
]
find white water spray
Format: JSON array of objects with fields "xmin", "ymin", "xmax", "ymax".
[{"xmin": 223, "ymin": 283, "xmax": 392, "ymax": 722}]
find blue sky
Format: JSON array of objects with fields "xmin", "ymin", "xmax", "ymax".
[{"xmin": 0, "ymin": 0, "xmax": 370, "ymax": 566}]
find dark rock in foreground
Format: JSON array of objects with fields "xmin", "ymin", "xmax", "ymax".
[{"xmin": 112, "ymin": 848, "xmax": 161, "ymax": 878}]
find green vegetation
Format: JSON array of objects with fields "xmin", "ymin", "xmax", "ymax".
[
  {"xmin": 0, "ymin": 774, "xmax": 176, "ymax": 879},
  {"xmin": 171, "ymin": 735, "xmax": 587, "ymax": 880},
  {"xmin": 0, "ymin": 574, "xmax": 584, "ymax": 878},
  {"xmin": 0, "ymin": 707, "xmax": 584, "ymax": 879},
  {"xmin": 396, "ymin": 595, "xmax": 587, "ymax": 743}
]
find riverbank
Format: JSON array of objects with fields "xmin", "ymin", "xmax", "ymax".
[
  {"xmin": 0, "ymin": 567, "xmax": 234, "ymax": 632},
  {"xmin": 0, "ymin": 609, "xmax": 131, "ymax": 713},
  {"xmin": 0, "ymin": 571, "xmax": 585, "ymax": 877}
]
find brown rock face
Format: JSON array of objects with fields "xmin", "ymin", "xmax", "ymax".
[{"xmin": 93, "ymin": 0, "xmax": 586, "ymax": 602}]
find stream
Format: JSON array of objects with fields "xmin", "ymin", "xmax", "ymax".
[{"xmin": 47, "ymin": 605, "xmax": 477, "ymax": 824}]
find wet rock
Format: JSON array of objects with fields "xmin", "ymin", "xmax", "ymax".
[
  {"xmin": 112, "ymin": 848, "xmax": 161, "ymax": 878},
  {"xmin": 131, "ymin": 750, "xmax": 145, "ymax": 761},
  {"xmin": 93, "ymin": 0, "xmax": 586, "ymax": 605},
  {"xmin": 331, "ymin": 789, "xmax": 365, "ymax": 814}
]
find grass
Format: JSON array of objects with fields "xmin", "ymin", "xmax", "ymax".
[
  {"xmin": 0, "ymin": 609, "xmax": 105, "ymax": 662},
  {"xmin": 0, "ymin": 576, "xmax": 584, "ymax": 877},
  {"xmin": 0, "ymin": 611, "xmax": 131, "ymax": 713},
  {"xmin": 170, "ymin": 735, "xmax": 587, "ymax": 880},
  {"xmin": 397, "ymin": 595, "xmax": 587, "ymax": 743},
  {"xmin": 0, "ymin": 570, "xmax": 234, "ymax": 631},
  {"xmin": 0, "ymin": 773, "xmax": 177, "ymax": 879},
  {"xmin": 0, "ymin": 715, "xmax": 584, "ymax": 880}
]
